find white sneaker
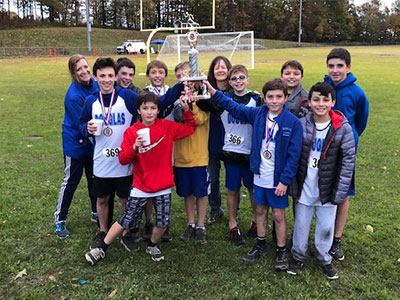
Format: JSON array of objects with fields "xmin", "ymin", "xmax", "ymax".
[
  {"xmin": 85, "ymin": 247, "xmax": 105, "ymax": 266},
  {"xmin": 146, "ymin": 245, "xmax": 164, "ymax": 262}
]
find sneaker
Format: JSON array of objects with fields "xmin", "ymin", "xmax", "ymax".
[
  {"xmin": 229, "ymin": 227, "xmax": 245, "ymax": 246},
  {"xmin": 195, "ymin": 228, "xmax": 207, "ymax": 244},
  {"xmin": 85, "ymin": 247, "xmax": 105, "ymax": 266},
  {"xmin": 120, "ymin": 232, "xmax": 141, "ymax": 252},
  {"xmin": 242, "ymin": 244, "xmax": 265, "ymax": 262},
  {"xmin": 55, "ymin": 221, "xmax": 70, "ymax": 238},
  {"xmin": 90, "ymin": 212, "xmax": 98, "ymax": 223},
  {"xmin": 287, "ymin": 258, "xmax": 304, "ymax": 275},
  {"xmin": 329, "ymin": 242, "xmax": 344, "ymax": 261},
  {"xmin": 142, "ymin": 222, "xmax": 154, "ymax": 241},
  {"xmin": 146, "ymin": 245, "xmax": 164, "ymax": 262},
  {"xmin": 320, "ymin": 263, "xmax": 339, "ymax": 280},
  {"xmin": 275, "ymin": 249, "xmax": 289, "ymax": 271},
  {"xmin": 207, "ymin": 209, "xmax": 224, "ymax": 224},
  {"xmin": 180, "ymin": 226, "xmax": 195, "ymax": 242},
  {"xmin": 89, "ymin": 231, "xmax": 106, "ymax": 250},
  {"xmin": 160, "ymin": 226, "xmax": 172, "ymax": 242},
  {"xmin": 245, "ymin": 221, "xmax": 257, "ymax": 238}
]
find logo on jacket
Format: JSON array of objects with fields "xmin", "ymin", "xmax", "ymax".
[{"xmin": 138, "ymin": 136, "xmax": 165, "ymax": 153}]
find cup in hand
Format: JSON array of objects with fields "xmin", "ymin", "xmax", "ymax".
[
  {"xmin": 137, "ymin": 128, "xmax": 151, "ymax": 146},
  {"xmin": 91, "ymin": 119, "xmax": 103, "ymax": 136}
]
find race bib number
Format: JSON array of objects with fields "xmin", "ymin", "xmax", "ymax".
[
  {"xmin": 309, "ymin": 157, "xmax": 319, "ymax": 169},
  {"xmin": 227, "ymin": 133, "xmax": 244, "ymax": 145},
  {"xmin": 102, "ymin": 148, "xmax": 121, "ymax": 158}
]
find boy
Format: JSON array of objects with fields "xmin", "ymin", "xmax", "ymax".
[
  {"xmin": 280, "ymin": 60, "xmax": 309, "ymax": 118},
  {"xmin": 173, "ymin": 62, "xmax": 210, "ymax": 244},
  {"xmin": 80, "ymin": 58, "xmax": 185, "ymax": 250},
  {"xmin": 324, "ymin": 48, "xmax": 369, "ymax": 261},
  {"xmin": 85, "ymin": 92, "xmax": 196, "ymax": 264},
  {"xmin": 288, "ymin": 82, "xmax": 355, "ymax": 280},
  {"xmin": 205, "ymin": 79, "xmax": 302, "ymax": 269},
  {"xmin": 115, "ymin": 57, "xmax": 142, "ymax": 94}
]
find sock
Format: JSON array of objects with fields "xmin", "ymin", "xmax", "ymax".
[
  {"xmin": 147, "ymin": 240, "xmax": 157, "ymax": 247},
  {"xmin": 130, "ymin": 228, "xmax": 139, "ymax": 234},
  {"xmin": 188, "ymin": 223, "xmax": 195, "ymax": 228},
  {"xmin": 333, "ymin": 237, "xmax": 341, "ymax": 245},
  {"xmin": 277, "ymin": 245, "xmax": 286, "ymax": 252},
  {"xmin": 146, "ymin": 218, "xmax": 153, "ymax": 225},
  {"xmin": 196, "ymin": 225, "xmax": 205, "ymax": 230},
  {"xmin": 100, "ymin": 240, "xmax": 109, "ymax": 251},
  {"xmin": 256, "ymin": 236, "xmax": 266, "ymax": 247}
]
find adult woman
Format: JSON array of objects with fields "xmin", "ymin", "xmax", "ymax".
[{"xmin": 54, "ymin": 54, "xmax": 98, "ymax": 238}]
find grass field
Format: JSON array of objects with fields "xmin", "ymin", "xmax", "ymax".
[{"xmin": 0, "ymin": 46, "xmax": 400, "ymax": 299}]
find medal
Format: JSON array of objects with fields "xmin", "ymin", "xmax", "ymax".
[
  {"xmin": 264, "ymin": 113, "xmax": 277, "ymax": 159},
  {"xmin": 263, "ymin": 150, "xmax": 272, "ymax": 160},
  {"xmin": 103, "ymin": 127, "xmax": 113, "ymax": 137}
]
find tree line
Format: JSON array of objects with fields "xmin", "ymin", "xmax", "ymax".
[{"xmin": 1, "ymin": 0, "xmax": 400, "ymax": 43}]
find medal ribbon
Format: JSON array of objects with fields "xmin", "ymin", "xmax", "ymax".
[
  {"xmin": 265, "ymin": 113, "xmax": 277, "ymax": 150},
  {"xmin": 99, "ymin": 89, "xmax": 116, "ymax": 126}
]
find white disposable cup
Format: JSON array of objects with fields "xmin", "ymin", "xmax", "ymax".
[
  {"xmin": 137, "ymin": 128, "xmax": 150, "ymax": 146},
  {"xmin": 91, "ymin": 119, "xmax": 103, "ymax": 136}
]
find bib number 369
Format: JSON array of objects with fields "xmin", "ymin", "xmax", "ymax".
[
  {"xmin": 228, "ymin": 134, "xmax": 243, "ymax": 145},
  {"xmin": 102, "ymin": 148, "xmax": 120, "ymax": 157}
]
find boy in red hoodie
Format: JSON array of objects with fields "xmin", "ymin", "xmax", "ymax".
[{"xmin": 85, "ymin": 91, "xmax": 196, "ymax": 264}]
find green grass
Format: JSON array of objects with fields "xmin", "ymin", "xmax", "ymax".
[{"xmin": 0, "ymin": 46, "xmax": 400, "ymax": 299}]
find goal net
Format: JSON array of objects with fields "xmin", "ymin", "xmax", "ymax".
[{"xmin": 156, "ymin": 31, "xmax": 256, "ymax": 71}]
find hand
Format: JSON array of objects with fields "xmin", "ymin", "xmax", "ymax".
[
  {"xmin": 203, "ymin": 80, "xmax": 216, "ymax": 96},
  {"xmin": 87, "ymin": 120, "xmax": 99, "ymax": 135},
  {"xmin": 134, "ymin": 136, "xmax": 145, "ymax": 151},
  {"xmin": 275, "ymin": 182, "xmax": 287, "ymax": 196},
  {"xmin": 179, "ymin": 96, "xmax": 190, "ymax": 112}
]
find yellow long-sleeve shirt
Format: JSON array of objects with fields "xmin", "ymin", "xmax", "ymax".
[{"xmin": 174, "ymin": 102, "xmax": 209, "ymax": 167}]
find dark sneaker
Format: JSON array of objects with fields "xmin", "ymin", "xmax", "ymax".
[
  {"xmin": 90, "ymin": 212, "xmax": 98, "ymax": 223},
  {"xmin": 85, "ymin": 247, "xmax": 105, "ymax": 266},
  {"xmin": 142, "ymin": 222, "xmax": 154, "ymax": 241},
  {"xmin": 160, "ymin": 226, "xmax": 172, "ymax": 242},
  {"xmin": 180, "ymin": 226, "xmax": 195, "ymax": 241},
  {"xmin": 229, "ymin": 227, "xmax": 245, "ymax": 246},
  {"xmin": 242, "ymin": 244, "xmax": 265, "ymax": 262},
  {"xmin": 320, "ymin": 263, "xmax": 339, "ymax": 280},
  {"xmin": 146, "ymin": 245, "xmax": 164, "ymax": 262},
  {"xmin": 275, "ymin": 249, "xmax": 289, "ymax": 271},
  {"xmin": 90, "ymin": 231, "xmax": 106, "ymax": 250},
  {"xmin": 245, "ymin": 221, "xmax": 257, "ymax": 238},
  {"xmin": 120, "ymin": 232, "xmax": 141, "ymax": 252},
  {"xmin": 195, "ymin": 228, "xmax": 207, "ymax": 244},
  {"xmin": 55, "ymin": 221, "xmax": 70, "ymax": 238},
  {"xmin": 329, "ymin": 242, "xmax": 344, "ymax": 261},
  {"xmin": 287, "ymin": 258, "xmax": 304, "ymax": 275},
  {"xmin": 207, "ymin": 209, "xmax": 224, "ymax": 224}
]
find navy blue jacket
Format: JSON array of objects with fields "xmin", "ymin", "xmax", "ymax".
[
  {"xmin": 324, "ymin": 72, "xmax": 369, "ymax": 147},
  {"xmin": 213, "ymin": 91, "xmax": 303, "ymax": 186},
  {"xmin": 62, "ymin": 78, "xmax": 98, "ymax": 158}
]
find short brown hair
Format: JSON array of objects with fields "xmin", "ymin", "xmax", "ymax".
[
  {"xmin": 262, "ymin": 78, "xmax": 288, "ymax": 97},
  {"xmin": 174, "ymin": 61, "xmax": 190, "ymax": 73},
  {"xmin": 68, "ymin": 54, "xmax": 87, "ymax": 83},
  {"xmin": 229, "ymin": 64, "xmax": 248, "ymax": 79},
  {"xmin": 137, "ymin": 91, "xmax": 161, "ymax": 111},
  {"xmin": 280, "ymin": 60, "xmax": 304, "ymax": 77},
  {"xmin": 146, "ymin": 60, "xmax": 168, "ymax": 76}
]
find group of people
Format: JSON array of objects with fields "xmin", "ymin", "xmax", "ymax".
[{"xmin": 54, "ymin": 47, "xmax": 369, "ymax": 280}]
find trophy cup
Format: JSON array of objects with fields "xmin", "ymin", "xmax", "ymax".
[{"xmin": 181, "ymin": 13, "xmax": 210, "ymax": 100}]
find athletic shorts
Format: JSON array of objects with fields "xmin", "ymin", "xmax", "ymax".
[
  {"xmin": 118, "ymin": 193, "xmax": 171, "ymax": 229},
  {"xmin": 93, "ymin": 175, "xmax": 133, "ymax": 198},
  {"xmin": 253, "ymin": 185, "xmax": 288, "ymax": 209},
  {"xmin": 224, "ymin": 162, "xmax": 253, "ymax": 190},
  {"xmin": 174, "ymin": 166, "xmax": 209, "ymax": 198}
]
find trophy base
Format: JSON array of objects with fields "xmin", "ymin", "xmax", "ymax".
[{"xmin": 181, "ymin": 75, "xmax": 207, "ymax": 82}]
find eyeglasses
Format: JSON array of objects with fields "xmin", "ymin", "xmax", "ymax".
[{"xmin": 229, "ymin": 75, "xmax": 247, "ymax": 81}]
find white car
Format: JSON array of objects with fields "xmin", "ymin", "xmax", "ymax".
[{"xmin": 117, "ymin": 40, "xmax": 147, "ymax": 54}]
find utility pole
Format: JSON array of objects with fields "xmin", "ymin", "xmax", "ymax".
[
  {"xmin": 85, "ymin": 0, "xmax": 92, "ymax": 53},
  {"xmin": 298, "ymin": 0, "xmax": 303, "ymax": 46}
]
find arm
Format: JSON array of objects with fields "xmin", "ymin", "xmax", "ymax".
[
  {"xmin": 172, "ymin": 98, "xmax": 196, "ymax": 141},
  {"xmin": 79, "ymin": 97, "xmax": 94, "ymax": 138},
  {"xmin": 122, "ymin": 89, "xmax": 139, "ymax": 120},
  {"xmin": 355, "ymin": 90, "xmax": 369, "ymax": 137},
  {"xmin": 119, "ymin": 128, "xmax": 139, "ymax": 165},
  {"xmin": 160, "ymin": 82, "xmax": 184, "ymax": 112},
  {"xmin": 333, "ymin": 124, "xmax": 356, "ymax": 204},
  {"xmin": 192, "ymin": 103, "xmax": 209, "ymax": 126}
]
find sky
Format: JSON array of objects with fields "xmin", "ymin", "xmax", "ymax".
[{"xmin": 353, "ymin": 0, "xmax": 396, "ymax": 8}]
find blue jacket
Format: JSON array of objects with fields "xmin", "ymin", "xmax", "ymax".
[
  {"xmin": 213, "ymin": 91, "xmax": 303, "ymax": 186},
  {"xmin": 324, "ymin": 72, "xmax": 369, "ymax": 147},
  {"xmin": 62, "ymin": 78, "xmax": 98, "ymax": 158}
]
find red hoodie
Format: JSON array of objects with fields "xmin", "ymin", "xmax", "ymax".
[{"xmin": 119, "ymin": 110, "xmax": 196, "ymax": 193}]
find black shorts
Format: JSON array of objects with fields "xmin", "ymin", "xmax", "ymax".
[{"xmin": 93, "ymin": 175, "xmax": 133, "ymax": 198}]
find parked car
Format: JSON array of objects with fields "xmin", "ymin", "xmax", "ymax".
[{"xmin": 116, "ymin": 40, "xmax": 147, "ymax": 54}]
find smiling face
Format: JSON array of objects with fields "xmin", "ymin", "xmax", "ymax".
[
  {"xmin": 116, "ymin": 66, "xmax": 134, "ymax": 88},
  {"xmin": 95, "ymin": 67, "xmax": 116, "ymax": 94},
  {"xmin": 75, "ymin": 59, "xmax": 91, "ymax": 84},
  {"xmin": 264, "ymin": 89, "xmax": 287, "ymax": 115},
  {"xmin": 213, "ymin": 59, "xmax": 229, "ymax": 83},
  {"xmin": 137, "ymin": 101, "xmax": 160, "ymax": 126},
  {"xmin": 148, "ymin": 67, "xmax": 166, "ymax": 88},
  {"xmin": 309, "ymin": 91, "xmax": 335, "ymax": 122},
  {"xmin": 229, "ymin": 71, "xmax": 248, "ymax": 95},
  {"xmin": 327, "ymin": 58, "xmax": 351, "ymax": 85},
  {"xmin": 281, "ymin": 66, "xmax": 302, "ymax": 92}
]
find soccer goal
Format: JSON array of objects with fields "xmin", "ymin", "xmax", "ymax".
[{"xmin": 156, "ymin": 31, "xmax": 255, "ymax": 71}]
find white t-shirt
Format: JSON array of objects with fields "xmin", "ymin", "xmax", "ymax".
[
  {"xmin": 299, "ymin": 120, "xmax": 334, "ymax": 206},
  {"xmin": 254, "ymin": 112, "xmax": 278, "ymax": 188}
]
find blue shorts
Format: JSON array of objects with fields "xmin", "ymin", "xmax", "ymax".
[
  {"xmin": 347, "ymin": 170, "xmax": 355, "ymax": 196},
  {"xmin": 174, "ymin": 166, "xmax": 209, "ymax": 198},
  {"xmin": 224, "ymin": 162, "xmax": 253, "ymax": 190},
  {"xmin": 253, "ymin": 185, "xmax": 288, "ymax": 209}
]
